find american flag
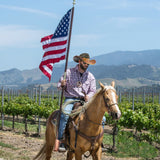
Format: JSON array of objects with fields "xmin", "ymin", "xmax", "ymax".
[{"xmin": 39, "ymin": 8, "xmax": 73, "ymax": 81}]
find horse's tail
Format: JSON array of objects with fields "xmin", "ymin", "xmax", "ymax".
[
  {"xmin": 33, "ymin": 143, "xmax": 46, "ymax": 160},
  {"xmin": 33, "ymin": 110, "xmax": 59, "ymax": 160}
]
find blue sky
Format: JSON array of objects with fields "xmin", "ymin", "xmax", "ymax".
[{"xmin": 0, "ymin": 0, "xmax": 160, "ymax": 71}]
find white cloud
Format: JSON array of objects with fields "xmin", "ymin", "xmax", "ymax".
[
  {"xmin": 0, "ymin": 4, "xmax": 57, "ymax": 18},
  {"xmin": 0, "ymin": 25, "xmax": 47, "ymax": 48}
]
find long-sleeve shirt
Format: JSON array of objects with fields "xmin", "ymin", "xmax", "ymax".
[{"xmin": 57, "ymin": 65, "xmax": 96, "ymax": 100}]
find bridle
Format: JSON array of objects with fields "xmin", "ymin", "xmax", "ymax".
[{"xmin": 102, "ymin": 87, "xmax": 118, "ymax": 112}]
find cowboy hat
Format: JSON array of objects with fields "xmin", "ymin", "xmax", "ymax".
[{"xmin": 73, "ymin": 53, "xmax": 96, "ymax": 65}]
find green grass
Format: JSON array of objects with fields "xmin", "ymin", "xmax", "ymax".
[
  {"xmin": 0, "ymin": 119, "xmax": 46, "ymax": 134},
  {"xmin": 103, "ymin": 131, "xmax": 159, "ymax": 159},
  {"xmin": 1, "ymin": 120, "xmax": 159, "ymax": 159},
  {"xmin": 0, "ymin": 141, "xmax": 18, "ymax": 150}
]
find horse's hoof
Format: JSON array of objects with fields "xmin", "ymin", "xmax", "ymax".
[{"xmin": 102, "ymin": 147, "xmax": 108, "ymax": 152}]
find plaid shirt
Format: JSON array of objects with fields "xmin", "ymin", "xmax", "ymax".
[{"xmin": 57, "ymin": 65, "xmax": 96, "ymax": 99}]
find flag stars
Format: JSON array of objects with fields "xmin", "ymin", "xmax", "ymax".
[{"xmin": 52, "ymin": 9, "xmax": 71, "ymax": 38}]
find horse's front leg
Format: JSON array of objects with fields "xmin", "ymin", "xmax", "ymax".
[
  {"xmin": 66, "ymin": 151, "xmax": 75, "ymax": 160},
  {"xmin": 91, "ymin": 146, "xmax": 102, "ymax": 160}
]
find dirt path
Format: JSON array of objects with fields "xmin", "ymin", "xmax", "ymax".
[{"xmin": 0, "ymin": 130, "xmax": 139, "ymax": 160}]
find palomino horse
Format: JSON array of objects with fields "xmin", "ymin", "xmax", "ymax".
[{"xmin": 34, "ymin": 81, "xmax": 121, "ymax": 160}]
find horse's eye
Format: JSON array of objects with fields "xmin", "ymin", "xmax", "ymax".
[{"xmin": 106, "ymin": 97, "xmax": 109, "ymax": 101}]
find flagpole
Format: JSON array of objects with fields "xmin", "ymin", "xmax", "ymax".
[
  {"xmin": 64, "ymin": 6, "xmax": 75, "ymax": 74},
  {"xmin": 64, "ymin": 0, "xmax": 75, "ymax": 74},
  {"xmin": 55, "ymin": 1, "xmax": 75, "ymax": 151},
  {"xmin": 60, "ymin": 4, "xmax": 75, "ymax": 116}
]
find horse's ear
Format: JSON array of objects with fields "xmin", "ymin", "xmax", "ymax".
[
  {"xmin": 99, "ymin": 81, "xmax": 105, "ymax": 90},
  {"xmin": 111, "ymin": 81, "xmax": 115, "ymax": 88}
]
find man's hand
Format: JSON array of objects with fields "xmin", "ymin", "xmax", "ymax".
[
  {"xmin": 61, "ymin": 79, "xmax": 66, "ymax": 87},
  {"xmin": 84, "ymin": 95, "xmax": 89, "ymax": 102},
  {"xmin": 82, "ymin": 91, "xmax": 89, "ymax": 102}
]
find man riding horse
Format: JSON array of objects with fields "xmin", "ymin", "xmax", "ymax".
[
  {"xmin": 34, "ymin": 78, "xmax": 121, "ymax": 160},
  {"xmin": 57, "ymin": 53, "xmax": 100, "ymax": 151}
]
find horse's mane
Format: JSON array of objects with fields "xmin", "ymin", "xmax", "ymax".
[{"xmin": 85, "ymin": 84, "xmax": 116, "ymax": 109}]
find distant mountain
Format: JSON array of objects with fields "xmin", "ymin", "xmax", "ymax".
[
  {"xmin": 93, "ymin": 49, "xmax": 160, "ymax": 66},
  {"xmin": 0, "ymin": 68, "xmax": 23, "ymax": 85},
  {"xmin": 1, "ymin": 49, "xmax": 160, "ymax": 88},
  {"xmin": 89, "ymin": 64, "xmax": 159, "ymax": 80},
  {"xmin": 1, "ymin": 64, "xmax": 160, "ymax": 89}
]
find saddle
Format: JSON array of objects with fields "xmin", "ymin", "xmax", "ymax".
[
  {"xmin": 64, "ymin": 100, "xmax": 85, "ymax": 146},
  {"xmin": 72, "ymin": 100, "xmax": 84, "ymax": 111}
]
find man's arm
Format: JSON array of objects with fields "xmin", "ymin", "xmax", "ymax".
[{"xmin": 86, "ymin": 77, "xmax": 96, "ymax": 101}]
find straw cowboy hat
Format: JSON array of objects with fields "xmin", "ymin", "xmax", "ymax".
[{"xmin": 73, "ymin": 53, "xmax": 96, "ymax": 65}]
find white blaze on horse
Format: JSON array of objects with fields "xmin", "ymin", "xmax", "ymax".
[{"xmin": 34, "ymin": 81, "xmax": 121, "ymax": 160}]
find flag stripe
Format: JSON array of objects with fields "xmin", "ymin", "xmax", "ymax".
[
  {"xmin": 41, "ymin": 34, "xmax": 53, "ymax": 42},
  {"xmin": 42, "ymin": 48, "xmax": 67, "ymax": 59},
  {"xmin": 44, "ymin": 64, "xmax": 53, "ymax": 75},
  {"xmin": 41, "ymin": 52, "xmax": 66, "ymax": 64},
  {"xmin": 39, "ymin": 65, "xmax": 52, "ymax": 81},
  {"xmin": 41, "ymin": 36, "xmax": 68, "ymax": 45},
  {"xmin": 40, "ymin": 55, "xmax": 65, "ymax": 66},
  {"xmin": 42, "ymin": 40, "xmax": 67, "ymax": 50},
  {"xmin": 46, "ymin": 63, "xmax": 53, "ymax": 71},
  {"xmin": 43, "ymin": 44, "xmax": 67, "ymax": 53}
]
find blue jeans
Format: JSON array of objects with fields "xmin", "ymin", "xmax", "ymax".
[
  {"xmin": 58, "ymin": 98, "xmax": 106, "ymax": 140},
  {"xmin": 58, "ymin": 98, "xmax": 77, "ymax": 140}
]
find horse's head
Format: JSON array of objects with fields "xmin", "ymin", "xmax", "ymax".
[{"xmin": 99, "ymin": 81, "xmax": 121, "ymax": 120}]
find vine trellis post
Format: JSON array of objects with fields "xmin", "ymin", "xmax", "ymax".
[
  {"xmin": 132, "ymin": 88, "xmax": 135, "ymax": 110},
  {"xmin": 1, "ymin": 86, "xmax": 4, "ymax": 129},
  {"xmin": 152, "ymin": 88, "xmax": 154, "ymax": 104},
  {"xmin": 143, "ymin": 88, "xmax": 145, "ymax": 104},
  {"xmin": 38, "ymin": 85, "xmax": 41, "ymax": 136},
  {"xmin": 34, "ymin": 87, "xmax": 38, "ymax": 122},
  {"xmin": 52, "ymin": 90, "xmax": 54, "ymax": 100}
]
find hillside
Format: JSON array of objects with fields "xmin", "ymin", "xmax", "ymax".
[
  {"xmin": 1, "ymin": 49, "xmax": 160, "ymax": 89},
  {"xmin": 89, "ymin": 65, "xmax": 160, "ymax": 80},
  {"xmin": 93, "ymin": 49, "xmax": 160, "ymax": 66},
  {"xmin": 1, "ymin": 64, "xmax": 160, "ymax": 89}
]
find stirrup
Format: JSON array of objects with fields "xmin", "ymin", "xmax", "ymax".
[{"xmin": 58, "ymin": 143, "xmax": 66, "ymax": 152}]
